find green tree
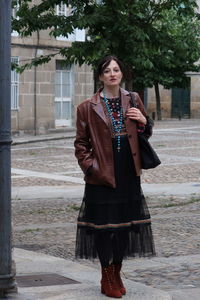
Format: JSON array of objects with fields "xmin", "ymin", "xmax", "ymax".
[{"xmin": 12, "ymin": 0, "xmax": 200, "ymax": 119}]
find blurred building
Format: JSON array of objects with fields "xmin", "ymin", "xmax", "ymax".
[
  {"xmin": 147, "ymin": 74, "xmax": 200, "ymax": 120},
  {"xmin": 11, "ymin": 1, "xmax": 200, "ymax": 133},
  {"xmin": 147, "ymin": 0, "xmax": 200, "ymax": 119},
  {"xmin": 11, "ymin": 2, "xmax": 93, "ymax": 134}
]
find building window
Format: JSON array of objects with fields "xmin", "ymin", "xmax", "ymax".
[
  {"xmin": 55, "ymin": 2, "xmax": 85, "ymax": 42},
  {"xmin": 56, "ymin": 2, "xmax": 68, "ymax": 16},
  {"xmin": 55, "ymin": 60, "xmax": 73, "ymax": 126},
  {"xmin": 12, "ymin": 1, "xmax": 19, "ymax": 37},
  {"xmin": 11, "ymin": 57, "xmax": 19, "ymax": 110}
]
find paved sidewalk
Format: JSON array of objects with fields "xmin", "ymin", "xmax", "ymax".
[
  {"xmin": 5, "ymin": 249, "xmax": 200, "ymax": 300},
  {"xmin": 12, "ymin": 182, "xmax": 200, "ymax": 201},
  {"xmin": 4, "ymin": 248, "xmax": 173, "ymax": 300},
  {"xmin": 7, "ymin": 119, "xmax": 200, "ymax": 300},
  {"xmin": 10, "ymin": 183, "xmax": 200, "ymax": 300}
]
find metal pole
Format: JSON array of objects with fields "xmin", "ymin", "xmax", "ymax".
[
  {"xmin": 33, "ymin": 30, "xmax": 40, "ymax": 136},
  {"xmin": 0, "ymin": 0, "xmax": 16, "ymax": 296}
]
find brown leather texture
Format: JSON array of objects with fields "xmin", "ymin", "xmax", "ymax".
[{"xmin": 74, "ymin": 88, "xmax": 148, "ymax": 188}]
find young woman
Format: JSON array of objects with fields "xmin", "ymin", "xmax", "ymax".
[{"xmin": 74, "ymin": 55, "xmax": 155, "ymax": 298}]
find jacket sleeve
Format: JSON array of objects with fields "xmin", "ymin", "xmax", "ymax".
[
  {"xmin": 74, "ymin": 105, "xmax": 93, "ymax": 175},
  {"xmin": 135, "ymin": 93, "xmax": 154, "ymax": 139}
]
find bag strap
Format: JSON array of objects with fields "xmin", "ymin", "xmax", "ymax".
[
  {"xmin": 129, "ymin": 92, "xmax": 154, "ymax": 138},
  {"xmin": 129, "ymin": 92, "xmax": 137, "ymax": 108}
]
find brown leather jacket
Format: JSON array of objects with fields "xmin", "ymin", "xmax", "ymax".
[{"xmin": 74, "ymin": 88, "xmax": 152, "ymax": 188}]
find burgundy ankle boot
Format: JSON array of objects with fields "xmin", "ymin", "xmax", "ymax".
[
  {"xmin": 113, "ymin": 264, "xmax": 126, "ymax": 295},
  {"xmin": 101, "ymin": 265, "xmax": 122, "ymax": 298}
]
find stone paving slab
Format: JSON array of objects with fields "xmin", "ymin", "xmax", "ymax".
[
  {"xmin": 123, "ymin": 254, "xmax": 200, "ymax": 270},
  {"xmin": 12, "ymin": 185, "xmax": 84, "ymax": 200},
  {"xmin": 142, "ymin": 182, "xmax": 200, "ymax": 195},
  {"xmin": 6, "ymin": 285, "xmax": 171, "ymax": 300},
  {"xmin": 168, "ymin": 288, "xmax": 200, "ymax": 300},
  {"xmin": 12, "ymin": 129, "xmax": 76, "ymax": 146},
  {"xmin": 123, "ymin": 254, "xmax": 200, "ymax": 291},
  {"xmin": 11, "ymin": 168, "xmax": 84, "ymax": 184},
  {"xmin": 7, "ymin": 249, "xmax": 200, "ymax": 300},
  {"xmin": 12, "ymin": 181, "xmax": 200, "ymax": 201},
  {"xmin": 5, "ymin": 248, "xmax": 171, "ymax": 300}
]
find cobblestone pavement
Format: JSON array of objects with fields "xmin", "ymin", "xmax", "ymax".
[{"xmin": 12, "ymin": 119, "xmax": 200, "ymax": 293}]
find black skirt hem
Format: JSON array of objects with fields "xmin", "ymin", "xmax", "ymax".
[{"xmin": 75, "ymin": 223, "xmax": 156, "ymax": 260}]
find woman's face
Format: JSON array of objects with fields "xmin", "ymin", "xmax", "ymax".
[{"xmin": 99, "ymin": 60, "xmax": 123, "ymax": 88}]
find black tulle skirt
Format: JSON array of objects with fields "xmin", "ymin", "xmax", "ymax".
[{"xmin": 75, "ymin": 135, "xmax": 155, "ymax": 259}]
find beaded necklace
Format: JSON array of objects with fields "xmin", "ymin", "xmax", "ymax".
[{"xmin": 103, "ymin": 91, "xmax": 124, "ymax": 152}]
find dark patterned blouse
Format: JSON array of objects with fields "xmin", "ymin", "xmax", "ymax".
[
  {"xmin": 101, "ymin": 96, "xmax": 145, "ymax": 136},
  {"xmin": 101, "ymin": 97, "xmax": 126, "ymax": 137}
]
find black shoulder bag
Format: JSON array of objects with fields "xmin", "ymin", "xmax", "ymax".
[{"xmin": 129, "ymin": 92, "xmax": 161, "ymax": 169}]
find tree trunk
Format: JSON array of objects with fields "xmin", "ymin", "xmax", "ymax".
[
  {"xmin": 125, "ymin": 79, "xmax": 133, "ymax": 91},
  {"xmin": 94, "ymin": 70, "xmax": 102, "ymax": 93},
  {"xmin": 154, "ymin": 82, "xmax": 162, "ymax": 120},
  {"xmin": 94, "ymin": 70, "xmax": 97, "ymax": 93},
  {"xmin": 124, "ymin": 66, "xmax": 133, "ymax": 91}
]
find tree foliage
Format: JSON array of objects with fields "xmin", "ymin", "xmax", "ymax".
[{"xmin": 12, "ymin": 0, "xmax": 200, "ymax": 119}]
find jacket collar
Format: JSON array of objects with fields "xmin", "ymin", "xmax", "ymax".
[{"xmin": 90, "ymin": 87, "xmax": 131, "ymax": 126}]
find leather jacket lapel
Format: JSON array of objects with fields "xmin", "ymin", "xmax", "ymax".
[
  {"xmin": 90, "ymin": 93, "xmax": 109, "ymax": 126},
  {"xmin": 90, "ymin": 88, "xmax": 130, "ymax": 126}
]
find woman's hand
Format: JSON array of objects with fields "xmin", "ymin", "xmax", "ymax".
[{"xmin": 126, "ymin": 107, "xmax": 147, "ymax": 125}]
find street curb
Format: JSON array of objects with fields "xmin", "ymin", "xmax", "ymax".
[{"xmin": 12, "ymin": 134, "xmax": 76, "ymax": 146}]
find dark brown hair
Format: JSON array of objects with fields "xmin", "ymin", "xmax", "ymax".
[{"xmin": 96, "ymin": 55, "xmax": 124, "ymax": 78}]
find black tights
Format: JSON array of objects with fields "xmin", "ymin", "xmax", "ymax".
[{"xmin": 95, "ymin": 230, "xmax": 129, "ymax": 267}]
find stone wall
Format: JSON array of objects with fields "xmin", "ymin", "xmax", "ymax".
[
  {"xmin": 147, "ymin": 86, "xmax": 171, "ymax": 119},
  {"xmin": 73, "ymin": 64, "xmax": 94, "ymax": 126},
  {"xmin": 147, "ymin": 74, "xmax": 200, "ymax": 119},
  {"xmin": 190, "ymin": 74, "xmax": 200, "ymax": 118},
  {"xmin": 11, "ymin": 44, "xmax": 55, "ymax": 134},
  {"xmin": 11, "ymin": 33, "xmax": 93, "ymax": 133}
]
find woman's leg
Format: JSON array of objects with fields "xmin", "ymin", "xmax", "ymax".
[
  {"xmin": 111, "ymin": 230, "xmax": 129, "ymax": 295},
  {"xmin": 95, "ymin": 231, "xmax": 113, "ymax": 267},
  {"xmin": 112, "ymin": 230, "xmax": 129, "ymax": 264},
  {"xmin": 95, "ymin": 231, "xmax": 122, "ymax": 298},
  {"xmin": 95, "ymin": 230, "xmax": 129, "ymax": 266}
]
